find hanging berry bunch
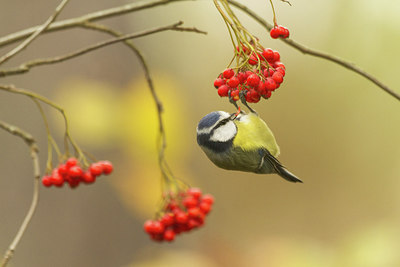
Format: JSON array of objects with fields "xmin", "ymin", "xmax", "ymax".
[
  {"xmin": 213, "ymin": 0, "xmax": 290, "ymax": 108},
  {"xmin": 144, "ymin": 187, "xmax": 214, "ymax": 242}
]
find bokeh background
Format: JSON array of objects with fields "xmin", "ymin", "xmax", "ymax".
[{"xmin": 1, "ymin": 0, "xmax": 400, "ymax": 266}]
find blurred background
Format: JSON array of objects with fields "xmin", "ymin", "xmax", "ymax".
[{"xmin": 0, "ymin": 0, "xmax": 400, "ymax": 266}]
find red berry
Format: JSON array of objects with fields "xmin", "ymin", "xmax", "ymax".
[
  {"xmin": 42, "ymin": 175, "xmax": 52, "ymax": 187},
  {"xmin": 174, "ymin": 211, "xmax": 189, "ymax": 224},
  {"xmin": 99, "ymin": 161, "xmax": 113, "ymax": 175},
  {"xmin": 246, "ymin": 74, "xmax": 260, "ymax": 87},
  {"xmin": 50, "ymin": 172, "xmax": 64, "ymax": 186},
  {"xmin": 82, "ymin": 171, "xmax": 96, "ymax": 184},
  {"xmin": 248, "ymin": 54, "xmax": 258, "ymax": 65},
  {"xmin": 222, "ymin": 68, "xmax": 234, "ymax": 79},
  {"xmin": 187, "ymin": 187, "xmax": 202, "ymax": 199},
  {"xmin": 273, "ymin": 51, "xmax": 280, "ymax": 62},
  {"xmin": 237, "ymin": 72, "xmax": 247, "ymax": 84},
  {"xmin": 217, "ymin": 85, "xmax": 229, "ymax": 97},
  {"xmin": 68, "ymin": 165, "xmax": 83, "ymax": 178},
  {"xmin": 163, "ymin": 229, "xmax": 175, "ymax": 242},
  {"xmin": 68, "ymin": 179, "xmax": 80, "ymax": 189},
  {"xmin": 227, "ymin": 76, "xmax": 240, "ymax": 88},
  {"xmin": 152, "ymin": 221, "xmax": 165, "ymax": 234},
  {"xmin": 262, "ymin": 90, "xmax": 272, "ymax": 99},
  {"xmin": 201, "ymin": 194, "xmax": 215, "ymax": 205},
  {"xmin": 188, "ymin": 207, "xmax": 202, "ymax": 219},
  {"xmin": 276, "ymin": 67, "xmax": 286, "ymax": 76},
  {"xmin": 89, "ymin": 163, "xmax": 103, "ymax": 176},
  {"xmin": 58, "ymin": 164, "xmax": 68, "ymax": 176},
  {"xmin": 272, "ymin": 71, "xmax": 284, "ymax": 84},
  {"xmin": 263, "ymin": 68, "xmax": 274, "ymax": 77},
  {"xmin": 262, "ymin": 48, "xmax": 274, "ymax": 62},
  {"xmin": 273, "ymin": 61, "xmax": 285, "ymax": 69},
  {"xmin": 160, "ymin": 213, "xmax": 174, "ymax": 227},
  {"xmin": 65, "ymin": 157, "xmax": 78, "ymax": 168},
  {"xmin": 144, "ymin": 220, "xmax": 155, "ymax": 234},
  {"xmin": 265, "ymin": 78, "xmax": 277, "ymax": 91},
  {"xmin": 270, "ymin": 27, "xmax": 280, "ymax": 39},
  {"xmin": 199, "ymin": 202, "xmax": 212, "ymax": 214},
  {"xmin": 230, "ymin": 90, "xmax": 240, "ymax": 101},
  {"xmin": 183, "ymin": 196, "xmax": 198, "ymax": 208},
  {"xmin": 213, "ymin": 78, "xmax": 225, "ymax": 88}
]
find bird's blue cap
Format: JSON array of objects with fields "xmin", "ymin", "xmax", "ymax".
[{"xmin": 197, "ymin": 111, "xmax": 226, "ymax": 130}]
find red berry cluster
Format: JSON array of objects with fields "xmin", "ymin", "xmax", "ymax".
[
  {"xmin": 270, "ymin": 25, "xmax": 290, "ymax": 39},
  {"xmin": 41, "ymin": 157, "xmax": 113, "ymax": 188},
  {"xmin": 214, "ymin": 48, "xmax": 286, "ymax": 103},
  {"xmin": 144, "ymin": 187, "xmax": 214, "ymax": 242}
]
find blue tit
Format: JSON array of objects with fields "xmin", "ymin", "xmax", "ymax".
[{"xmin": 196, "ymin": 110, "xmax": 302, "ymax": 183}]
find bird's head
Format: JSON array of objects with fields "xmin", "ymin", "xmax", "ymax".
[{"xmin": 196, "ymin": 111, "xmax": 239, "ymax": 153}]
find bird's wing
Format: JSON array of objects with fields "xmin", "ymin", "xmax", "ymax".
[{"xmin": 259, "ymin": 148, "xmax": 303, "ymax": 183}]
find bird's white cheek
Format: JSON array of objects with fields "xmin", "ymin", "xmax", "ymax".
[{"xmin": 210, "ymin": 122, "xmax": 236, "ymax": 142}]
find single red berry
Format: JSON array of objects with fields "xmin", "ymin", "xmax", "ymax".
[
  {"xmin": 282, "ymin": 26, "xmax": 290, "ymax": 38},
  {"xmin": 246, "ymin": 74, "xmax": 260, "ymax": 87},
  {"xmin": 201, "ymin": 194, "xmax": 215, "ymax": 205},
  {"xmin": 276, "ymin": 67, "xmax": 286, "ymax": 76},
  {"xmin": 152, "ymin": 221, "xmax": 165, "ymax": 234},
  {"xmin": 99, "ymin": 161, "xmax": 113, "ymax": 175},
  {"xmin": 262, "ymin": 48, "xmax": 274, "ymax": 62},
  {"xmin": 188, "ymin": 207, "xmax": 202, "ymax": 219},
  {"xmin": 273, "ymin": 61, "xmax": 285, "ymax": 69},
  {"xmin": 42, "ymin": 175, "xmax": 52, "ymax": 187},
  {"xmin": 263, "ymin": 68, "xmax": 274, "ymax": 77},
  {"xmin": 174, "ymin": 211, "xmax": 189, "ymax": 224},
  {"xmin": 217, "ymin": 85, "xmax": 229, "ymax": 97},
  {"xmin": 199, "ymin": 202, "xmax": 212, "ymax": 214},
  {"xmin": 50, "ymin": 172, "xmax": 64, "ymax": 186},
  {"xmin": 248, "ymin": 54, "xmax": 258, "ymax": 65},
  {"xmin": 273, "ymin": 51, "xmax": 280, "ymax": 62},
  {"xmin": 230, "ymin": 90, "xmax": 240, "ymax": 101},
  {"xmin": 187, "ymin": 187, "xmax": 202, "ymax": 199},
  {"xmin": 213, "ymin": 78, "xmax": 225, "ymax": 88},
  {"xmin": 82, "ymin": 171, "xmax": 96, "ymax": 184},
  {"xmin": 68, "ymin": 179, "xmax": 80, "ymax": 189},
  {"xmin": 183, "ymin": 196, "xmax": 198, "ymax": 208},
  {"xmin": 68, "ymin": 165, "xmax": 83, "ymax": 178},
  {"xmin": 272, "ymin": 71, "xmax": 284, "ymax": 84},
  {"xmin": 262, "ymin": 90, "xmax": 272, "ymax": 99},
  {"xmin": 222, "ymin": 68, "xmax": 235, "ymax": 79},
  {"xmin": 227, "ymin": 76, "xmax": 240, "ymax": 88},
  {"xmin": 270, "ymin": 27, "xmax": 280, "ymax": 39},
  {"xmin": 144, "ymin": 220, "xmax": 155, "ymax": 234},
  {"xmin": 163, "ymin": 229, "xmax": 175, "ymax": 242},
  {"xmin": 160, "ymin": 213, "xmax": 175, "ymax": 227},
  {"xmin": 257, "ymin": 81, "xmax": 268, "ymax": 95},
  {"xmin": 65, "ymin": 157, "xmax": 78, "ymax": 168},
  {"xmin": 237, "ymin": 72, "xmax": 247, "ymax": 84},
  {"xmin": 58, "ymin": 164, "xmax": 68, "ymax": 176},
  {"xmin": 265, "ymin": 77, "xmax": 277, "ymax": 91},
  {"xmin": 89, "ymin": 163, "xmax": 103, "ymax": 176}
]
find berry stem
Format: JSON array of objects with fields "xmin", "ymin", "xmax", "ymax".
[{"xmin": 268, "ymin": 0, "xmax": 278, "ymax": 26}]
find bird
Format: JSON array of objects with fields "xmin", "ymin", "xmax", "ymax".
[{"xmin": 196, "ymin": 110, "xmax": 302, "ymax": 183}]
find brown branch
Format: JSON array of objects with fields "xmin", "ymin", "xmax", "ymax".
[
  {"xmin": 0, "ymin": 121, "xmax": 40, "ymax": 267},
  {"xmin": 0, "ymin": 0, "xmax": 69, "ymax": 65},
  {"xmin": 0, "ymin": 21, "xmax": 206, "ymax": 78},
  {"xmin": 226, "ymin": 0, "xmax": 400, "ymax": 101}
]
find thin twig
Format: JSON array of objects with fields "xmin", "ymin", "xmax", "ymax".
[
  {"xmin": 0, "ymin": 0, "xmax": 69, "ymax": 65},
  {"xmin": 0, "ymin": 121, "xmax": 40, "ymax": 267},
  {"xmin": 226, "ymin": 0, "xmax": 400, "ymax": 101},
  {"xmin": 0, "ymin": 21, "xmax": 206, "ymax": 78}
]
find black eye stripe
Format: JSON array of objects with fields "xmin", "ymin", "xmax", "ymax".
[{"xmin": 214, "ymin": 118, "xmax": 230, "ymax": 129}]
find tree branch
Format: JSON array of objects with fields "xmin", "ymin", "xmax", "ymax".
[
  {"xmin": 0, "ymin": 0, "xmax": 69, "ymax": 65},
  {"xmin": 0, "ymin": 121, "xmax": 40, "ymax": 267},
  {"xmin": 226, "ymin": 0, "xmax": 400, "ymax": 101},
  {"xmin": 0, "ymin": 21, "xmax": 206, "ymax": 77}
]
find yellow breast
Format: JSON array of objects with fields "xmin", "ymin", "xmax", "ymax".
[{"xmin": 233, "ymin": 112, "xmax": 280, "ymax": 157}]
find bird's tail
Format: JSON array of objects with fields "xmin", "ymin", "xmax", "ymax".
[
  {"xmin": 262, "ymin": 149, "xmax": 303, "ymax": 183},
  {"xmin": 275, "ymin": 164, "xmax": 303, "ymax": 183}
]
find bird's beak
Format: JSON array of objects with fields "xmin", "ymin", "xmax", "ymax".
[{"xmin": 229, "ymin": 106, "xmax": 242, "ymax": 120}]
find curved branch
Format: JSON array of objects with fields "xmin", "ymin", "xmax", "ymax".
[
  {"xmin": 0, "ymin": 0, "xmax": 69, "ymax": 65},
  {"xmin": 0, "ymin": 21, "xmax": 206, "ymax": 77},
  {"xmin": 226, "ymin": 0, "xmax": 400, "ymax": 101},
  {"xmin": 0, "ymin": 121, "xmax": 40, "ymax": 267}
]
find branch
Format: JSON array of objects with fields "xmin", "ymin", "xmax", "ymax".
[
  {"xmin": 0, "ymin": 0, "xmax": 69, "ymax": 65},
  {"xmin": 0, "ymin": 21, "xmax": 206, "ymax": 77},
  {"xmin": 0, "ymin": 0, "xmax": 397, "ymax": 101},
  {"xmin": 226, "ymin": 0, "xmax": 400, "ymax": 101},
  {"xmin": 0, "ymin": 121, "xmax": 40, "ymax": 267}
]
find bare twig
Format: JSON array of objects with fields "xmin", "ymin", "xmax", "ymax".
[
  {"xmin": 0, "ymin": 21, "xmax": 206, "ymax": 78},
  {"xmin": 0, "ymin": 0, "xmax": 69, "ymax": 65},
  {"xmin": 0, "ymin": 121, "xmax": 40, "ymax": 267},
  {"xmin": 226, "ymin": 0, "xmax": 399, "ymax": 101}
]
